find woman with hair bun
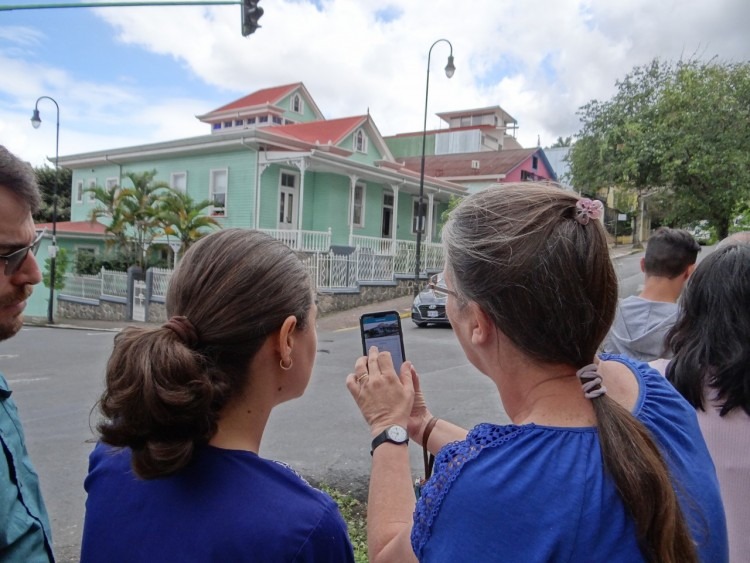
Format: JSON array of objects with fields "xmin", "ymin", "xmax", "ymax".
[
  {"xmin": 81, "ymin": 229, "xmax": 354, "ymax": 562},
  {"xmin": 347, "ymin": 184, "xmax": 727, "ymax": 562}
]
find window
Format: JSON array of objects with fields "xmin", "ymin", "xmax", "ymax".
[
  {"xmin": 171, "ymin": 172, "xmax": 187, "ymax": 193},
  {"xmin": 209, "ymin": 169, "xmax": 228, "ymax": 217},
  {"xmin": 291, "ymin": 94, "xmax": 303, "ymax": 114},
  {"xmin": 354, "ymin": 129, "xmax": 367, "ymax": 153},
  {"xmin": 106, "ymin": 177, "xmax": 118, "ymax": 190},
  {"xmin": 88, "ymin": 179, "xmax": 96, "ymax": 202},
  {"xmin": 284, "ymin": 119, "xmax": 294, "ymax": 125},
  {"xmin": 521, "ymin": 170, "xmax": 535, "ymax": 181},
  {"xmin": 247, "ymin": 117, "xmax": 256, "ymax": 124},
  {"xmin": 412, "ymin": 199, "xmax": 426, "ymax": 234},
  {"xmin": 75, "ymin": 180, "xmax": 84, "ymax": 203},
  {"xmin": 272, "ymin": 116, "xmax": 283, "ymax": 125},
  {"xmin": 351, "ymin": 183, "xmax": 365, "ymax": 227},
  {"xmin": 212, "ymin": 123, "xmax": 222, "ymax": 131},
  {"xmin": 234, "ymin": 119, "xmax": 243, "ymax": 126},
  {"xmin": 223, "ymin": 121, "xmax": 232, "ymax": 128},
  {"xmin": 532, "ymin": 156, "xmax": 539, "ymax": 170},
  {"xmin": 259, "ymin": 115, "xmax": 268, "ymax": 123}
]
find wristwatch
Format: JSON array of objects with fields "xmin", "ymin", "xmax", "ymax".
[{"xmin": 370, "ymin": 425, "xmax": 409, "ymax": 455}]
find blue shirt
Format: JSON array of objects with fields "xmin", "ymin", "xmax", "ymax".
[
  {"xmin": 412, "ymin": 356, "xmax": 728, "ymax": 562},
  {"xmin": 0, "ymin": 373, "xmax": 54, "ymax": 562},
  {"xmin": 81, "ymin": 443, "xmax": 355, "ymax": 563}
]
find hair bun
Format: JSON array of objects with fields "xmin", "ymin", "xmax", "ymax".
[{"xmin": 163, "ymin": 316, "xmax": 199, "ymax": 347}]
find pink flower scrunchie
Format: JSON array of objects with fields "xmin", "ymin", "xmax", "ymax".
[{"xmin": 575, "ymin": 198, "xmax": 604, "ymax": 225}]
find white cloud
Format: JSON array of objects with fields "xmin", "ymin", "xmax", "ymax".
[{"xmin": 2, "ymin": 0, "xmax": 749, "ymax": 166}]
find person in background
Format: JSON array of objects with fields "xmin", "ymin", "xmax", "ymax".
[
  {"xmin": 601, "ymin": 227, "xmax": 700, "ymax": 361},
  {"xmin": 0, "ymin": 145, "xmax": 54, "ymax": 562},
  {"xmin": 665, "ymin": 241, "xmax": 750, "ymax": 562},
  {"xmin": 347, "ymin": 184, "xmax": 727, "ymax": 562},
  {"xmin": 81, "ymin": 229, "xmax": 354, "ymax": 563}
]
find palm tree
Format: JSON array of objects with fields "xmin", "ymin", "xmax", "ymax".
[
  {"xmin": 158, "ymin": 190, "xmax": 220, "ymax": 262},
  {"xmin": 116, "ymin": 170, "xmax": 171, "ymax": 270},
  {"xmin": 86, "ymin": 180, "xmax": 132, "ymax": 264},
  {"xmin": 87, "ymin": 170, "xmax": 170, "ymax": 269}
]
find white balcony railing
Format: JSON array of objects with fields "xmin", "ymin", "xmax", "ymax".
[{"xmin": 259, "ymin": 228, "xmax": 332, "ymax": 252}]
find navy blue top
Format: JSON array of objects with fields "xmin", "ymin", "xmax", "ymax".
[
  {"xmin": 81, "ymin": 443, "xmax": 354, "ymax": 563},
  {"xmin": 412, "ymin": 355, "xmax": 728, "ymax": 562},
  {"xmin": 0, "ymin": 373, "xmax": 54, "ymax": 562}
]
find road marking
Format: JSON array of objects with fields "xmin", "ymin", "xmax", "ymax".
[
  {"xmin": 0, "ymin": 354, "xmax": 19, "ymax": 359},
  {"xmin": 86, "ymin": 332, "xmax": 114, "ymax": 336},
  {"xmin": 7, "ymin": 377, "xmax": 50, "ymax": 384}
]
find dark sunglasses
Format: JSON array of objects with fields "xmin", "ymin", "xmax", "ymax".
[{"xmin": 1, "ymin": 229, "xmax": 46, "ymax": 276}]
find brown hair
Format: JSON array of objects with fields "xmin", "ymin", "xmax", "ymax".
[
  {"xmin": 643, "ymin": 227, "xmax": 701, "ymax": 278},
  {"xmin": 97, "ymin": 229, "xmax": 313, "ymax": 479},
  {"xmin": 0, "ymin": 145, "xmax": 41, "ymax": 213},
  {"xmin": 442, "ymin": 183, "xmax": 697, "ymax": 563}
]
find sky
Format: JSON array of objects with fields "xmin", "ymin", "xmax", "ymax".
[{"xmin": 1, "ymin": 0, "xmax": 749, "ymax": 167}]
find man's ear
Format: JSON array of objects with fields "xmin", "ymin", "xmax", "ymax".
[
  {"xmin": 685, "ymin": 263, "xmax": 696, "ymax": 279},
  {"xmin": 640, "ymin": 257, "xmax": 646, "ymax": 273}
]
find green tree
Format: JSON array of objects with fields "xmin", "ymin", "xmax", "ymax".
[
  {"xmin": 570, "ymin": 59, "xmax": 671, "ymax": 247},
  {"xmin": 33, "ymin": 165, "xmax": 72, "ymax": 223},
  {"xmin": 42, "ymin": 247, "xmax": 69, "ymax": 290},
  {"xmin": 570, "ymin": 58, "xmax": 750, "ymax": 242},
  {"xmin": 157, "ymin": 190, "xmax": 220, "ymax": 260}
]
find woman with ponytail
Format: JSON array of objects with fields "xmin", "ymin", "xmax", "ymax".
[
  {"xmin": 81, "ymin": 229, "xmax": 354, "ymax": 562},
  {"xmin": 346, "ymin": 184, "xmax": 727, "ymax": 562}
]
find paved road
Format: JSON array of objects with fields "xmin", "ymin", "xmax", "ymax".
[{"xmin": 2, "ymin": 245, "xmax": 676, "ymax": 561}]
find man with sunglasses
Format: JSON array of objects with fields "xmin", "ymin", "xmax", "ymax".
[{"xmin": 0, "ymin": 145, "xmax": 54, "ymax": 561}]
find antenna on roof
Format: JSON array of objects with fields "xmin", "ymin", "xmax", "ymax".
[{"xmin": 537, "ymin": 134, "xmax": 541, "ymax": 147}]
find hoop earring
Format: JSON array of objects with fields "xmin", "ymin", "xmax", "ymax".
[{"xmin": 280, "ymin": 357, "xmax": 293, "ymax": 371}]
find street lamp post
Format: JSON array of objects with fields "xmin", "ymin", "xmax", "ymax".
[
  {"xmin": 414, "ymin": 39, "xmax": 455, "ymax": 294},
  {"xmin": 30, "ymin": 96, "xmax": 60, "ymax": 324}
]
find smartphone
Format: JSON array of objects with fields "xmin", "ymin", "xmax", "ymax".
[{"xmin": 359, "ymin": 310, "xmax": 407, "ymax": 369}]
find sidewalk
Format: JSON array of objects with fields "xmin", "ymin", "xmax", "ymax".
[{"xmin": 25, "ymin": 244, "xmax": 640, "ymax": 334}]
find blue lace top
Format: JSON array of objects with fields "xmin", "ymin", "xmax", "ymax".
[{"xmin": 411, "ymin": 355, "xmax": 728, "ymax": 562}]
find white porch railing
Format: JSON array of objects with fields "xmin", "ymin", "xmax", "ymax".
[
  {"xmin": 259, "ymin": 228, "xmax": 332, "ymax": 252},
  {"xmin": 350, "ymin": 234, "xmax": 396, "ymax": 255}
]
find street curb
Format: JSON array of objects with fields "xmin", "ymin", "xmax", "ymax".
[{"xmin": 24, "ymin": 322, "xmax": 121, "ymax": 333}]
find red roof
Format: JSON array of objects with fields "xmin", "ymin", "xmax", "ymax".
[
  {"xmin": 35, "ymin": 221, "xmax": 107, "ymax": 235},
  {"xmin": 208, "ymin": 83, "xmax": 301, "ymax": 113},
  {"xmin": 397, "ymin": 149, "xmax": 539, "ymax": 177},
  {"xmin": 271, "ymin": 116, "xmax": 367, "ymax": 146}
]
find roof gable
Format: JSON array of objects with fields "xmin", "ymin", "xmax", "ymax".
[
  {"xmin": 198, "ymin": 83, "xmax": 325, "ymax": 122},
  {"xmin": 395, "ymin": 148, "xmax": 557, "ymax": 181}
]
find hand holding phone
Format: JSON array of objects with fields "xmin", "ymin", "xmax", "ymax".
[{"xmin": 359, "ymin": 310, "xmax": 406, "ymax": 369}]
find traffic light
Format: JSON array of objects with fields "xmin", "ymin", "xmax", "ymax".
[{"xmin": 241, "ymin": 0, "xmax": 263, "ymax": 36}]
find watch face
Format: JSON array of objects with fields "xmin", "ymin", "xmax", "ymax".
[{"xmin": 386, "ymin": 426, "xmax": 408, "ymax": 442}]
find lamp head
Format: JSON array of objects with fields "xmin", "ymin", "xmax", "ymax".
[
  {"xmin": 31, "ymin": 109, "xmax": 42, "ymax": 129},
  {"xmin": 445, "ymin": 55, "xmax": 456, "ymax": 79}
]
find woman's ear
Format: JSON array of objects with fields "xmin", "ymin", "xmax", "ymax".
[
  {"xmin": 277, "ymin": 315, "xmax": 298, "ymax": 363},
  {"xmin": 469, "ymin": 302, "xmax": 494, "ymax": 346}
]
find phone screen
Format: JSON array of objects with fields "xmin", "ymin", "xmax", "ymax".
[{"xmin": 360, "ymin": 310, "xmax": 406, "ymax": 369}]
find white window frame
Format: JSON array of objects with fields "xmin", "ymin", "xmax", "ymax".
[
  {"xmin": 75, "ymin": 245, "xmax": 98, "ymax": 256},
  {"xmin": 75, "ymin": 180, "xmax": 84, "ymax": 203},
  {"xmin": 278, "ymin": 170, "xmax": 299, "ymax": 230},
  {"xmin": 209, "ymin": 168, "xmax": 228, "ymax": 217},
  {"xmin": 105, "ymin": 177, "xmax": 118, "ymax": 190},
  {"xmin": 88, "ymin": 179, "xmax": 96, "ymax": 203},
  {"xmin": 170, "ymin": 172, "xmax": 187, "ymax": 193},
  {"xmin": 291, "ymin": 94, "xmax": 303, "ymax": 114},
  {"xmin": 411, "ymin": 197, "xmax": 426, "ymax": 234},
  {"xmin": 354, "ymin": 129, "xmax": 367, "ymax": 153},
  {"xmin": 351, "ymin": 182, "xmax": 366, "ymax": 228}
]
